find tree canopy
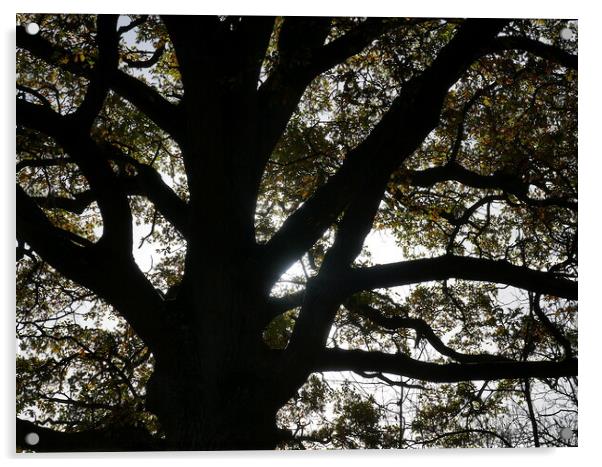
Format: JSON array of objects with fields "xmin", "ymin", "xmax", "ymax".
[{"xmin": 16, "ymin": 14, "xmax": 577, "ymax": 451}]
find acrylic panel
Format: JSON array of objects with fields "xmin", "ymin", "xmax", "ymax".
[{"xmin": 16, "ymin": 14, "xmax": 578, "ymax": 452}]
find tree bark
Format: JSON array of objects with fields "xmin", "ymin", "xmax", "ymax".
[{"xmin": 143, "ymin": 277, "xmax": 292, "ymax": 450}]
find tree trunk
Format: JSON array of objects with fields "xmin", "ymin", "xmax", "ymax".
[
  {"xmin": 146, "ymin": 361, "xmax": 284, "ymax": 450},
  {"xmin": 144, "ymin": 279, "xmax": 292, "ymax": 450}
]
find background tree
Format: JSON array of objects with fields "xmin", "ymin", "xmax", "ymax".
[{"xmin": 16, "ymin": 14, "xmax": 577, "ymax": 451}]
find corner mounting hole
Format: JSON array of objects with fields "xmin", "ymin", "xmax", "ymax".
[
  {"xmin": 24, "ymin": 23, "xmax": 40, "ymax": 35},
  {"xmin": 559, "ymin": 427, "xmax": 573, "ymax": 441},
  {"xmin": 560, "ymin": 28, "xmax": 574, "ymax": 40},
  {"xmin": 24, "ymin": 432, "xmax": 40, "ymax": 446}
]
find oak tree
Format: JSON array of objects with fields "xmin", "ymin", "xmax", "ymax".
[{"xmin": 16, "ymin": 15, "xmax": 577, "ymax": 451}]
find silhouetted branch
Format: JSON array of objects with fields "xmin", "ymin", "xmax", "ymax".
[
  {"xmin": 532, "ymin": 294, "xmax": 574, "ymax": 358},
  {"xmin": 16, "ymin": 184, "xmax": 166, "ymax": 352},
  {"xmin": 73, "ymin": 15, "xmax": 120, "ymax": 128},
  {"xmin": 316, "ymin": 348, "xmax": 577, "ymax": 383},
  {"xmin": 16, "ymin": 418, "xmax": 165, "ymax": 452},
  {"xmin": 342, "ymin": 255, "xmax": 577, "ymax": 300},
  {"xmin": 404, "ymin": 161, "xmax": 577, "ymax": 211},
  {"xmin": 489, "ymin": 36, "xmax": 577, "ymax": 70}
]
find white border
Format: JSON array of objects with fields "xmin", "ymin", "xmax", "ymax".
[{"xmin": 3, "ymin": 1, "xmax": 599, "ymax": 466}]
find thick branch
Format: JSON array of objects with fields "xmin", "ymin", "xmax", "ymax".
[
  {"xmin": 123, "ymin": 43, "xmax": 165, "ymax": 68},
  {"xmin": 18, "ymin": 152, "xmax": 189, "ymax": 238},
  {"xmin": 316, "ymin": 348, "xmax": 577, "ymax": 383},
  {"xmin": 310, "ymin": 19, "xmax": 409, "ymax": 75},
  {"xmin": 342, "ymin": 255, "xmax": 577, "ymax": 300},
  {"xmin": 533, "ymin": 294, "xmax": 574, "ymax": 358},
  {"xmin": 404, "ymin": 161, "xmax": 577, "ymax": 211},
  {"xmin": 16, "ymin": 418, "xmax": 165, "ymax": 452},
  {"xmin": 73, "ymin": 15, "xmax": 119, "ymax": 128},
  {"xmin": 17, "ymin": 184, "xmax": 94, "ymax": 267},
  {"xmin": 17, "ymin": 185, "xmax": 166, "ymax": 352},
  {"xmin": 118, "ymin": 15, "xmax": 148, "ymax": 34},
  {"xmin": 264, "ymin": 290, "xmax": 306, "ymax": 325},
  {"xmin": 30, "ymin": 192, "xmax": 96, "ymax": 215},
  {"xmin": 286, "ymin": 180, "xmax": 388, "ymax": 355},
  {"xmin": 29, "ymin": 170, "xmax": 189, "ymax": 238},
  {"xmin": 18, "ymin": 99, "xmax": 133, "ymax": 253},
  {"xmin": 119, "ymin": 157, "xmax": 190, "ymax": 238},
  {"xmin": 489, "ymin": 36, "xmax": 577, "ymax": 70}
]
